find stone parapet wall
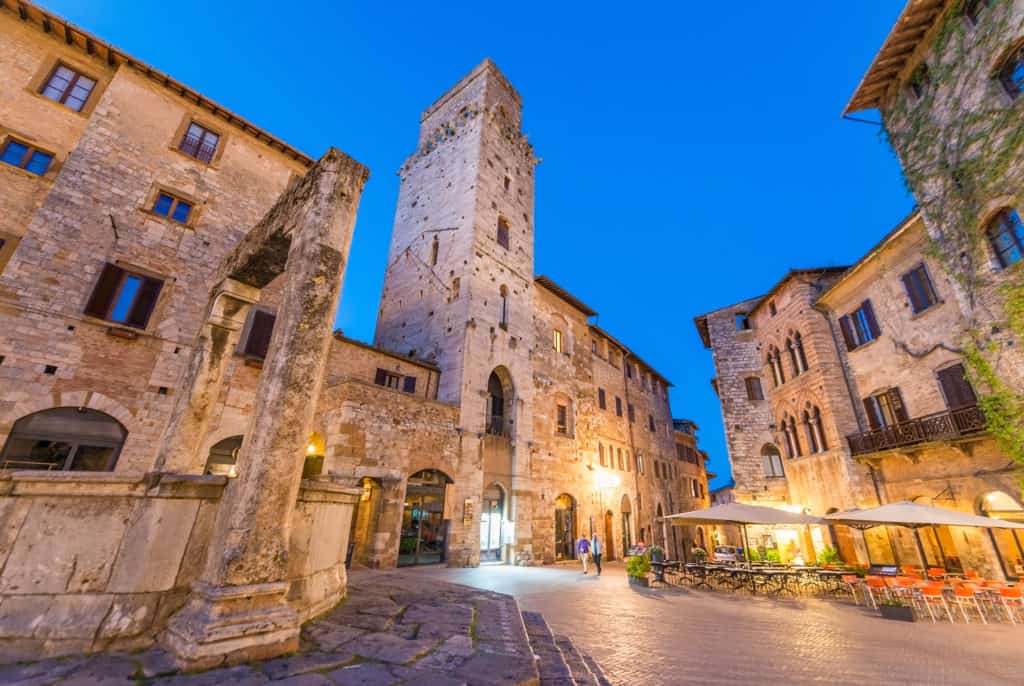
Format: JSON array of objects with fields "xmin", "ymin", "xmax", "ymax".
[{"xmin": 0, "ymin": 471, "xmax": 226, "ymax": 659}]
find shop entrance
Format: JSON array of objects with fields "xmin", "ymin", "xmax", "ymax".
[
  {"xmin": 554, "ymin": 493, "xmax": 576, "ymax": 561},
  {"xmin": 399, "ymin": 469, "xmax": 451, "ymax": 566},
  {"xmin": 604, "ymin": 510, "xmax": 615, "ymax": 561},
  {"xmin": 481, "ymin": 483, "xmax": 505, "ymax": 562}
]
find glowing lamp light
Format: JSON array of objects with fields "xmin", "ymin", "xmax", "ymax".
[
  {"xmin": 306, "ymin": 443, "xmax": 316, "ymax": 455},
  {"xmin": 595, "ymin": 471, "xmax": 621, "ymax": 490}
]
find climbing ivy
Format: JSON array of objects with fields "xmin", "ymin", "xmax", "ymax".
[{"xmin": 878, "ymin": 0, "xmax": 1024, "ymax": 475}]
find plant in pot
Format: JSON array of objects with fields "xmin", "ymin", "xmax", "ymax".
[
  {"xmin": 817, "ymin": 545, "xmax": 840, "ymax": 567},
  {"xmin": 626, "ymin": 554, "xmax": 652, "ymax": 586},
  {"xmin": 691, "ymin": 547, "xmax": 707, "ymax": 563},
  {"xmin": 648, "ymin": 545, "xmax": 666, "ymax": 563},
  {"xmin": 879, "ymin": 598, "xmax": 915, "ymax": 622}
]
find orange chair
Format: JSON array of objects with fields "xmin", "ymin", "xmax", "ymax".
[
  {"xmin": 952, "ymin": 585, "xmax": 988, "ymax": 624},
  {"xmin": 865, "ymin": 576, "xmax": 888, "ymax": 609},
  {"xmin": 919, "ymin": 585, "xmax": 954, "ymax": 622},
  {"xmin": 964, "ymin": 569, "xmax": 981, "ymax": 580},
  {"xmin": 899, "ymin": 565, "xmax": 921, "ymax": 579},
  {"xmin": 999, "ymin": 587, "xmax": 1024, "ymax": 624},
  {"xmin": 841, "ymin": 574, "xmax": 864, "ymax": 605},
  {"xmin": 927, "ymin": 567, "xmax": 947, "ymax": 581}
]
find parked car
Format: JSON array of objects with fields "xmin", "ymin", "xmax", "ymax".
[{"xmin": 713, "ymin": 545, "xmax": 741, "ymax": 562}]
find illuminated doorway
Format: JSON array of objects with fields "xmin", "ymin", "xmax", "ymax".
[
  {"xmin": 481, "ymin": 483, "xmax": 505, "ymax": 562},
  {"xmin": 981, "ymin": 491, "xmax": 1024, "ymax": 580},
  {"xmin": 399, "ymin": 469, "xmax": 451, "ymax": 566},
  {"xmin": 604, "ymin": 510, "xmax": 615, "ymax": 561},
  {"xmin": 620, "ymin": 495, "xmax": 633, "ymax": 557},
  {"xmin": 554, "ymin": 493, "xmax": 576, "ymax": 561}
]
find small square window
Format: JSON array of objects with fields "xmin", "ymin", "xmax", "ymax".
[
  {"xmin": 40, "ymin": 63, "xmax": 96, "ymax": 112},
  {"xmin": 1, "ymin": 140, "xmax": 53, "ymax": 176},
  {"xmin": 179, "ymin": 122, "xmax": 220, "ymax": 163},
  {"xmin": 84, "ymin": 263, "xmax": 164, "ymax": 329},
  {"xmin": 151, "ymin": 192, "xmax": 193, "ymax": 224}
]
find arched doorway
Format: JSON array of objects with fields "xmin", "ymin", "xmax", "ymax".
[
  {"xmin": 481, "ymin": 483, "xmax": 506, "ymax": 562},
  {"xmin": 980, "ymin": 491, "xmax": 1024, "ymax": 580},
  {"xmin": 604, "ymin": 510, "xmax": 615, "ymax": 561},
  {"xmin": 205, "ymin": 435, "xmax": 243, "ymax": 477},
  {"xmin": 486, "ymin": 368, "xmax": 514, "ymax": 436},
  {"xmin": 620, "ymin": 495, "xmax": 633, "ymax": 557},
  {"xmin": 399, "ymin": 469, "xmax": 452, "ymax": 566},
  {"xmin": 0, "ymin": 407, "xmax": 126, "ymax": 471},
  {"xmin": 554, "ymin": 493, "xmax": 576, "ymax": 561}
]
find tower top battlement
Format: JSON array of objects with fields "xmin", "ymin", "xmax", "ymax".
[{"xmin": 418, "ymin": 58, "xmax": 522, "ymax": 144}]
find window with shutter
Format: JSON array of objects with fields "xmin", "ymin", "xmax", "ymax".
[
  {"xmin": 615, "ymin": 397, "xmax": 622, "ymax": 417},
  {"xmin": 374, "ymin": 368, "xmax": 402, "ymax": 389},
  {"xmin": 745, "ymin": 376, "xmax": 764, "ymax": 401},
  {"xmin": 84, "ymin": 263, "xmax": 164, "ymax": 330},
  {"xmin": 937, "ymin": 364, "xmax": 977, "ymax": 409},
  {"xmin": 901, "ymin": 264, "xmax": 939, "ymax": 314},
  {"xmin": 402, "ymin": 375, "xmax": 417, "ymax": 394},
  {"xmin": 598, "ymin": 388, "xmax": 606, "ymax": 409},
  {"xmin": 842, "ymin": 301, "xmax": 881, "ymax": 350}
]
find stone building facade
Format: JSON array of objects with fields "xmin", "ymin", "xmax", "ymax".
[
  {"xmin": 696, "ymin": 0, "xmax": 1024, "ymax": 576},
  {"xmin": 0, "ymin": 5, "xmax": 707, "ymax": 655}
]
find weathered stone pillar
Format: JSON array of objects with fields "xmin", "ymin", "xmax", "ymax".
[
  {"xmin": 153, "ymin": 278, "xmax": 259, "ymax": 473},
  {"xmin": 163, "ymin": 149, "xmax": 369, "ymax": 669}
]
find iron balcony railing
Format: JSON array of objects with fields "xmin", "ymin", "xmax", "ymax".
[
  {"xmin": 846, "ymin": 405, "xmax": 987, "ymax": 457},
  {"xmin": 486, "ymin": 415, "xmax": 507, "ymax": 436},
  {"xmin": 179, "ymin": 134, "xmax": 218, "ymax": 163}
]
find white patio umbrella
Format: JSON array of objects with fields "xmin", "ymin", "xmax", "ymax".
[
  {"xmin": 826, "ymin": 501, "xmax": 1024, "ymax": 569},
  {"xmin": 664, "ymin": 502, "xmax": 825, "ymax": 563}
]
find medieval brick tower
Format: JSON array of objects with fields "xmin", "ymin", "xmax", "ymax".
[{"xmin": 374, "ymin": 59, "xmax": 540, "ymax": 562}]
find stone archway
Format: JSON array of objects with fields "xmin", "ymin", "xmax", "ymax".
[
  {"xmin": 486, "ymin": 366, "xmax": 515, "ymax": 436},
  {"xmin": 554, "ymin": 493, "xmax": 577, "ymax": 562},
  {"xmin": 399, "ymin": 469, "xmax": 453, "ymax": 566},
  {"xmin": 980, "ymin": 491, "xmax": 1024, "ymax": 580}
]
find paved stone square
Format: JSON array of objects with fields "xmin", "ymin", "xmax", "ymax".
[{"xmin": 411, "ymin": 562, "xmax": 1024, "ymax": 686}]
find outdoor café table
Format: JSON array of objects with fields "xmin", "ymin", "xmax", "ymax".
[
  {"xmin": 683, "ymin": 563, "xmax": 712, "ymax": 590},
  {"xmin": 650, "ymin": 560, "xmax": 682, "ymax": 587},
  {"xmin": 814, "ymin": 570, "xmax": 848, "ymax": 596}
]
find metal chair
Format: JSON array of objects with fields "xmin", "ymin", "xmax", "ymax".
[
  {"xmin": 919, "ymin": 584, "xmax": 954, "ymax": 622},
  {"xmin": 864, "ymin": 576, "xmax": 888, "ymax": 609},
  {"xmin": 951, "ymin": 585, "xmax": 988, "ymax": 624},
  {"xmin": 998, "ymin": 587, "xmax": 1024, "ymax": 624}
]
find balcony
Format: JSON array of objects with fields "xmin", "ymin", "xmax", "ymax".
[{"xmin": 846, "ymin": 405, "xmax": 986, "ymax": 457}]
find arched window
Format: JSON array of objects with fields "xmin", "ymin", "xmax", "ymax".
[
  {"xmin": 786, "ymin": 338, "xmax": 799, "ymax": 377},
  {"xmin": 553, "ymin": 328, "xmax": 563, "ymax": 353},
  {"xmin": 429, "ymin": 236, "xmax": 439, "ymax": 266},
  {"xmin": 205, "ymin": 435, "xmax": 243, "ymax": 476},
  {"xmin": 761, "ymin": 444, "xmax": 784, "ymax": 478},
  {"xmin": 986, "ymin": 209, "xmax": 1024, "ymax": 268},
  {"xmin": 498, "ymin": 285, "xmax": 509, "ymax": 328},
  {"xmin": 781, "ymin": 415, "xmax": 801, "ymax": 458},
  {"xmin": 813, "ymin": 406, "xmax": 827, "ymax": 451},
  {"xmin": 486, "ymin": 369, "xmax": 513, "ymax": 435},
  {"xmin": 767, "ymin": 346, "xmax": 785, "ymax": 387},
  {"xmin": 794, "ymin": 333, "xmax": 809, "ymax": 372},
  {"xmin": 997, "ymin": 43, "xmax": 1024, "ymax": 98},
  {"xmin": 0, "ymin": 407, "xmax": 126, "ymax": 471},
  {"xmin": 803, "ymin": 410, "xmax": 819, "ymax": 454}
]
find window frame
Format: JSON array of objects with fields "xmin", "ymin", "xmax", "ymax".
[
  {"xmin": 997, "ymin": 43, "xmax": 1024, "ymax": 99},
  {"xmin": 150, "ymin": 189, "xmax": 195, "ymax": 225},
  {"xmin": 552, "ymin": 328, "xmax": 563, "ymax": 353},
  {"xmin": 177, "ymin": 120, "xmax": 222, "ymax": 165},
  {"xmin": 985, "ymin": 209, "xmax": 1024, "ymax": 269},
  {"xmin": 83, "ymin": 262, "xmax": 165, "ymax": 330},
  {"xmin": 901, "ymin": 262, "xmax": 940, "ymax": 314},
  {"xmin": 496, "ymin": 217, "xmax": 510, "ymax": 250},
  {"xmin": 839, "ymin": 300, "xmax": 881, "ymax": 350},
  {"xmin": 0, "ymin": 137, "xmax": 54, "ymax": 177},
  {"xmin": 39, "ymin": 62, "xmax": 97, "ymax": 112},
  {"xmin": 556, "ymin": 403, "xmax": 569, "ymax": 435},
  {"xmin": 237, "ymin": 307, "xmax": 277, "ymax": 360},
  {"xmin": 745, "ymin": 376, "xmax": 764, "ymax": 401}
]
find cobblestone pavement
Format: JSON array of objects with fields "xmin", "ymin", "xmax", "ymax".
[
  {"xmin": 0, "ymin": 572, "xmax": 536, "ymax": 686},
  {"xmin": 410, "ymin": 562, "xmax": 1024, "ymax": 686}
]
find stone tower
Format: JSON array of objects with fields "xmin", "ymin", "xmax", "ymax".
[{"xmin": 375, "ymin": 59, "xmax": 540, "ymax": 563}]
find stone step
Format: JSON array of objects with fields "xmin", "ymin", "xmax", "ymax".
[
  {"xmin": 521, "ymin": 611, "xmax": 612, "ymax": 686},
  {"xmin": 553, "ymin": 635, "xmax": 599, "ymax": 686}
]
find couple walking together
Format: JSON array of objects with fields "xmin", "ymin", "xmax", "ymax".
[{"xmin": 577, "ymin": 534, "xmax": 602, "ymax": 575}]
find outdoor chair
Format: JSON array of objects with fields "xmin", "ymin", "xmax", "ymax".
[
  {"xmin": 951, "ymin": 585, "xmax": 988, "ymax": 624},
  {"xmin": 899, "ymin": 565, "xmax": 921, "ymax": 579},
  {"xmin": 841, "ymin": 574, "xmax": 863, "ymax": 605},
  {"xmin": 998, "ymin": 587, "xmax": 1024, "ymax": 624},
  {"xmin": 919, "ymin": 585, "xmax": 955, "ymax": 623},
  {"xmin": 865, "ymin": 576, "xmax": 888, "ymax": 609},
  {"xmin": 964, "ymin": 569, "xmax": 981, "ymax": 581},
  {"xmin": 926, "ymin": 567, "xmax": 947, "ymax": 581}
]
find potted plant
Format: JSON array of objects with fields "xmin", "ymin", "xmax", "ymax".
[
  {"xmin": 691, "ymin": 547, "xmax": 707, "ymax": 563},
  {"xmin": 648, "ymin": 545, "xmax": 666, "ymax": 563},
  {"xmin": 879, "ymin": 598, "xmax": 915, "ymax": 622},
  {"xmin": 817, "ymin": 545, "xmax": 840, "ymax": 566},
  {"xmin": 626, "ymin": 554, "xmax": 651, "ymax": 586}
]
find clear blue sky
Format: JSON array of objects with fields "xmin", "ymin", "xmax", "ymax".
[{"xmin": 44, "ymin": 1, "xmax": 911, "ymax": 489}]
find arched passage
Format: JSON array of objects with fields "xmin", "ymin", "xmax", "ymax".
[
  {"xmin": 0, "ymin": 407, "xmax": 126, "ymax": 471},
  {"xmin": 486, "ymin": 367, "xmax": 515, "ymax": 436},
  {"xmin": 554, "ymin": 493, "xmax": 576, "ymax": 561},
  {"xmin": 205, "ymin": 435, "xmax": 244, "ymax": 476},
  {"xmin": 980, "ymin": 491, "xmax": 1024, "ymax": 580},
  {"xmin": 399, "ymin": 469, "xmax": 453, "ymax": 567},
  {"xmin": 481, "ymin": 482, "xmax": 506, "ymax": 562}
]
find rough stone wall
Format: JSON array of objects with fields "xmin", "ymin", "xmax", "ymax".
[
  {"xmin": 698, "ymin": 298, "xmax": 788, "ymax": 504},
  {"xmin": 0, "ymin": 17, "xmax": 307, "ymax": 473},
  {"xmin": 747, "ymin": 274, "xmax": 871, "ymax": 516}
]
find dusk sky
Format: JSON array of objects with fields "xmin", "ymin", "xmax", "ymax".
[{"xmin": 42, "ymin": 1, "xmax": 912, "ymax": 489}]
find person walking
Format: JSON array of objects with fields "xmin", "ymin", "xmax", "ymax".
[
  {"xmin": 577, "ymin": 535, "xmax": 590, "ymax": 574},
  {"xmin": 591, "ymin": 533, "xmax": 602, "ymax": 576}
]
